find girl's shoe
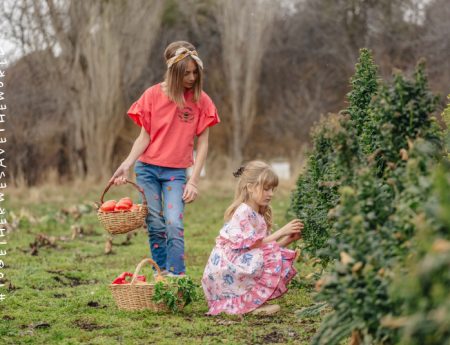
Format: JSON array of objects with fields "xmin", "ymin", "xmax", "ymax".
[
  {"xmin": 166, "ymin": 272, "xmax": 186, "ymax": 278},
  {"xmin": 154, "ymin": 270, "xmax": 169, "ymax": 278},
  {"xmin": 251, "ymin": 304, "xmax": 280, "ymax": 315}
]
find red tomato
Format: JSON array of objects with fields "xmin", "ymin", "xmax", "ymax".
[
  {"xmin": 115, "ymin": 201, "xmax": 132, "ymax": 211},
  {"xmin": 100, "ymin": 200, "xmax": 117, "ymax": 212},
  {"xmin": 118, "ymin": 197, "xmax": 133, "ymax": 207}
]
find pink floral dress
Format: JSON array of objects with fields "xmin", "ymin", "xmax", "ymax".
[{"xmin": 202, "ymin": 203, "xmax": 297, "ymax": 315}]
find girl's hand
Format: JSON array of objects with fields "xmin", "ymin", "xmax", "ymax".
[
  {"xmin": 280, "ymin": 219, "xmax": 304, "ymax": 237},
  {"xmin": 289, "ymin": 232, "xmax": 302, "ymax": 241},
  {"xmin": 182, "ymin": 181, "xmax": 198, "ymax": 203},
  {"xmin": 109, "ymin": 162, "xmax": 131, "ymax": 185}
]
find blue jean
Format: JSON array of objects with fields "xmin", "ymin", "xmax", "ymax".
[{"xmin": 135, "ymin": 161, "xmax": 186, "ymax": 274}]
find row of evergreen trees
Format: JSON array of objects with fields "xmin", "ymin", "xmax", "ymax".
[{"xmin": 290, "ymin": 50, "xmax": 449, "ymax": 344}]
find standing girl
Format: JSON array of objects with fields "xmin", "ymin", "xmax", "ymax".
[
  {"xmin": 202, "ymin": 161, "xmax": 303, "ymax": 315},
  {"xmin": 110, "ymin": 41, "xmax": 220, "ymax": 277}
]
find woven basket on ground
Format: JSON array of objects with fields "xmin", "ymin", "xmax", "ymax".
[
  {"xmin": 96, "ymin": 180, "xmax": 147, "ymax": 235},
  {"xmin": 110, "ymin": 258, "xmax": 171, "ymax": 311}
]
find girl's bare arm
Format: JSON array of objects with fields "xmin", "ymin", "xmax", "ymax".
[
  {"xmin": 110, "ymin": 127, "xmax": 150, "ymax": 183},
  {"xmin": 183, "ymin": 128, "xmax": 209, "ymax": 202},
  {"xmin": 189, "ymin": 128, "xmax": 209, "ymax": 186}
]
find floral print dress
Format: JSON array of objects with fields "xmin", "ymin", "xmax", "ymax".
[{"xmin": 202, "ymin": 203, "xmax": 297, "ymax": 315}]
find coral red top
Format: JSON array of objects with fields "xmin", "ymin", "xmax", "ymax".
[{"xmin": 127, "ymin": 83, "xmax": 220, "ymax": 168}]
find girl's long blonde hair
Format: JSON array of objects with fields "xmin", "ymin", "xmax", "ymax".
[
  {"xmin": 163, "ymin": 41, "xmax": 203, "ymax": 108},
  {"xmin": 224, "ymin": 161, "xmax": 279, "ymax": 230}
]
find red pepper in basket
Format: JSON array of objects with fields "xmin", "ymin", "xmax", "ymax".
[{"xmin": 112, "ymin": 272, "xmax": 146, "ymax": 285}]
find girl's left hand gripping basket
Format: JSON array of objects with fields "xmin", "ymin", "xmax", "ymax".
[{"xmin": 96, "ymin": 180, "xmax": 148, "ymax": 235}]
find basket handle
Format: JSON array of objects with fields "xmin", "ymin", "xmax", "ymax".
[
  {"xmin": 99, "ymin": 179, "xmax": 147, "ymax": 206},
  {"xmin": 130, "ymin": 258, "xmax": 165, "ymax": 285}
]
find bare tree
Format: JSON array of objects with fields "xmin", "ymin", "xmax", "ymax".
[
  {"xmin": 2, "ymin": 0, "xmax": 165, "ymax": 180},
  {"xmin": 422, "ymin": 0, "xmax": 450, "ymax": 101},
  {"xmin": 215, "ymin": 0, "xmax": 279, "ymax": 167},
  {"xmin": 2, "ymin": 0, "xmax": 448, "ymax": 184},
  {"xmin": 5, "ymin": 49, "xmax": 68, "ymax": 185},
  {"xmin": 253, "ymin": 0, "xmax": 434, "ymax": 162}
]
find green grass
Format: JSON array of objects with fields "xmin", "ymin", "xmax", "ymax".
[{"xmin": 1, "ymin": 183, "xmax": 321, "ymax": 344}]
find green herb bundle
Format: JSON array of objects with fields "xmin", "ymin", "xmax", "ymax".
[{"xmin": 152, "ymin": 277, "xmax": 199, "ymax": 313}]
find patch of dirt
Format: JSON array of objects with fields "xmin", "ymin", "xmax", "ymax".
[
  {"xmin": 32, "ymin": 322, "xmax": 51, "ymax": 329},
  {"xmin": 298, "ymin": 318, "xmax": 317, "ymax": 328},
  {"xmin": 286, "ymin": 330, "xmax": 298, "ymax": 338},
  {"xmin": 29, "ymin": 234, "xmax": 64, "ymax": 256},
  {"xmin": 304, "ymin": 325, "xmax": 316, "ymax": 334},
  {"xmin": 87, "ymin": 301, "xmax": 107, "ymax": 309},
  {"xmin": 53, "ymin": 293, "xmax": 67, "ymax": 298},
  {"xmin": 71, "ymin": 224, "xmax": 99, "ymax": 240},
  {"xmin": 202, "ymin": 332, "xmax": 222, "ymax": 338},
  {"xmin": 215, "ymin": 319, "xmax": 241, "ymax": 326},
  {"xmin": 48, "ymin": 270, "xmax": 98, "ymax": 287},
  {"xmin": 248, "ymin": 320, "xmax": 268, "ymax": 326},
  {"xmin": 262, "ymin": 331, "xmax": 286, "ymax": 344},
  {"xmin": 20, "ymin": 322, "xmax": 51, "ymax": 333},
  {"xmin": 74, "ymin": 253, "xmax": 103, "ymax": 260},
  {"xmin": 0, "ymin": 279, "xmax": 19, "ymax": 291},
  {"xmin": 8, "ymin": 282, "xmax": 18, "ymax": 291},
  {"xmin": 73, "ymin": 319, "xmax": 105, "ymax": 331}
]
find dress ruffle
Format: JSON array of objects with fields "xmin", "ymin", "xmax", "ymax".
[
  {"xmin": 205, "ymin": 242, "xmax": 297, "ymax": 315},
  {"xmin": 268, "ymin": 248, "xmax": 298, "ymax": 301}
]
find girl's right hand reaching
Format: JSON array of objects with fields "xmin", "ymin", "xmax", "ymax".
[
  {"xmin": 280, "ymin": 219, "xmax": 304, "ymax": 238},
  {"xmin": 262, "ymin": 218, "xmax": 304, "ymax": 245},
  {"xmin": 109, "ymin": 162, "xmax": 131, "ymax": 185}
]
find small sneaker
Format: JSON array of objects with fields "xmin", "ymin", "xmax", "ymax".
[
  {"xmin": 251, "ymin": 304, "xmax": 281, "ymax": 315},
  {"xmin": 166, "ymin": 272, "xmax": 186, "ymax": 279},
  {"xmin": 154, "ymin": 269, "xmax": 169, "ymax": 278}
]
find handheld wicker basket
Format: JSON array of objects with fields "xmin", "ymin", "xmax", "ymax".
[
  {"xmin": 109, "ymin": 258, "xmax": 170, "ymax": 311},
  {"xmin": 96, "ymin": 180, "xmax": 148, "ymax": 235}
]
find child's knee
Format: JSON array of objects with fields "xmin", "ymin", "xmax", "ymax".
[
  {"xmin": 147, "ymin": 212, "xmax": 164, "ymax": 228},
  {"xmin": 165, "ymin": 215, "xmax": 183, "ymax": 229}
]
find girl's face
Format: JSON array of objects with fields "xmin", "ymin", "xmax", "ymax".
[
  {"xmin": 249, "ymin": 184, "xmax": 275, "ymax": 208},
  {"xmin": 183, "ymin": 60, "xmax": 198, "ymax": 89}
]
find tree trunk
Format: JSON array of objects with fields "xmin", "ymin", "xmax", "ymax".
[{"xmin": 216, "ymin": 0, "xmax": 278, "ymax": 168}]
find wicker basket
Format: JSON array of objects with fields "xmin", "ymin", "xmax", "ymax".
[
  {"xmin": 109, "ymin": 258, "xmax": 170, "ymax": 311},
  {"xmin": 96, "ymin": 180, "xmax": 148, "ymax": 235}
]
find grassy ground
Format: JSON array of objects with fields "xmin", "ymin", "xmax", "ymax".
[{"xmin": 1, "ymin": 181, "xmax": 321, "ymax": 345}]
